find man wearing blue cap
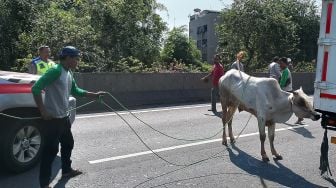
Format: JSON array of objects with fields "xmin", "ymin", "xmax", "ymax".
[{"xmin": 32, "ymin": 46, "xmax": 105, "ymax": 188}]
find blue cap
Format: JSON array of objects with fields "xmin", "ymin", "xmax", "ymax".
[{"xmin": 59, "ymin": 46, "xmax": 80, "ymax": 58}]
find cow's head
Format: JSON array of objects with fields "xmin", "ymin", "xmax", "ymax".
[{"xmin": 291, "ymin": 87, "xmax": 320, "ymax": 121}]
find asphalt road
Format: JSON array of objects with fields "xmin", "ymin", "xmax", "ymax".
[{"xmin": 1, "ymin": 101, "xmax": 336, "ymax": 188}]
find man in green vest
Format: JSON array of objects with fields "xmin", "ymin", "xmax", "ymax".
[{"xmin": 29, "ymin": 45, "xmax": 56, "ymax": 75}]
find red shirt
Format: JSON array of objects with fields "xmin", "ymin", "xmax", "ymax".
[{"xmin": 212, "ymin": 63, "xmax": 224, "ymax": 87}]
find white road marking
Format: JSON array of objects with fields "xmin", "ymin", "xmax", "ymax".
[
  {"xmin": 89, "ymin": 124, "xmax": 308, "ymax": 164},
  {"xmin": 77, "ymin": 104, "xmax": 212, "ymax": 119}
]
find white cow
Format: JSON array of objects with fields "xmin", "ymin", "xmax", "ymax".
[{"xmin": 219, "ymin": 69, "xmax": 320, "ymax": 161}]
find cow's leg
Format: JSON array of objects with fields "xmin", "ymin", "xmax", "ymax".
[
  {"xmin": 228, "ymin": 120, "xmax": 234, "ymax": 144},
  {"xmin": 221, "ymin": 108, "xmax": 228, "ymax": 146},
  {"xmin": 221, "ymin": 99, "xmax": 228, "ymax": 146},
  {"xmin": 227, "ymin": 106, "xmax": 237, "ymax": 143},
  {"xmin": 257, "ymin": 117, "xmax": 269, "ymax": 162},
  {"xmin": 268, "ymin": 123, "xmax": 283, "ymax": 160}
]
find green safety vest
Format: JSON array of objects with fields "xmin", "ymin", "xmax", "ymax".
[{"xmin": 36, "ymin": 60, "xmax": 55, "ymax": 75}]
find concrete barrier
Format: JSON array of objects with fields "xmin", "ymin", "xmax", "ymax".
[{"xmin": 74, "ymin": 72, "xmax": 315, "ymax": 113}]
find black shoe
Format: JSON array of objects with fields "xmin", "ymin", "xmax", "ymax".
[
  {"xmin": 208, "ymin": 108, "xmax": 217, "ymax": 112},
  {"xmin": 62, "ymin": 169, "xmax": 83, "ymax": 178}
]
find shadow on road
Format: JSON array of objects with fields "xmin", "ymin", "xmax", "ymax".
[
  {"xmin": 227, "ymin": 144, "xmax": 325, "ymax": 188},
  {"xmin": 54, "ymin": 176, "xmax": 71, "ymax": 188},
  {"xmin": 0, "ymin": 156, "xmax": 62, "ymax": 188},
  {"xmin": 322, "ymin": 176, "xmax": 336, "ymax": 187},
  {"xmin": 284, "ymin": 122, "xmax": 315, "ymax": 138}
]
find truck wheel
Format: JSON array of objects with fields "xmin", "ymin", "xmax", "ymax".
[{"xmin": 1, "ymin": 119, "xmax": 44, "ymax": 173}]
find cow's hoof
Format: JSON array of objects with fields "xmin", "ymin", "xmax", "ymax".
[
  {"xmin": 273, "ymin": 155, "xmax": 283, "ymax": 160},
  {"xmin": 262, "ymin": 157, "xmax": 270, "ymax": 162},
  {"xmin": 230, "ymin": 138, "xmax": 236, "ymax": 144},
  {"xmin": 222, "ymin": 141, "xmax": 228, "ymax": 146}
]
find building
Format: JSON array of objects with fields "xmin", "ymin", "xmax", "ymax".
[{"xmin": 189, "ymin": 9, "xmax": 220, "ymax": 64}]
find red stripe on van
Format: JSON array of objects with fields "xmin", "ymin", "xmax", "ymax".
[
  {"xmin": 0, "ymin": 84, "xmax": 33, "ymax": 94},
  {"xmin": 322, "ymin": 51, "xmax": 329, "ymax": 81},
  {"xmin": 326, "ymin": 3, "xmax": 333, "ymax": 34},
  {"xmin": 321, "ymin": 93, "xmax": 336, "ymax": 100}
]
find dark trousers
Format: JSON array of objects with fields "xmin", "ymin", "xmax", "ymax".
[
  {"xmin": 39, "ymin": 117, "xmax": 74, "ymax": 187},
  {"xmin": 211, "ymin": 87, "xmax": 220, "ymax": 111}
]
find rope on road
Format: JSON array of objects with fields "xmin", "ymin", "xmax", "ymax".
[
  {"xmin": 105, "ymin": 92, "xmax": 250, "ymax": 142},
  {"xmin": 100, "ymin": 98, "xmax": 252, "ymax": 167},
  {"xmin": 132, "ymin": 113, "xmax": 252, "ymax": 188},
  {"xmin": 101, "ymin": 99, "xmax": 187, "ymax": 167},
  {"xmin": 133, "ymin": 152, "xmax": 229, "ymax": 188}
]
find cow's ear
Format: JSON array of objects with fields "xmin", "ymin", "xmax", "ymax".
[
  {"xmin": 299, "ymin": 86, "xmax": 303, "ymax": 91},
  {"xmin": 293, "ymin": 91, "xmax": 299, "ymax": 96}
]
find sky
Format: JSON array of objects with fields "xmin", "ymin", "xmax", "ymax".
[{"xmin": 157, "ymin": 0, "xmax": 233, "ymax": 30}]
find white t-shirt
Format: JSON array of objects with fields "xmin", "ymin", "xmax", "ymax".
[{"xmin": 269, "ymin": 62, "xmax": 281, "ymax": 80}]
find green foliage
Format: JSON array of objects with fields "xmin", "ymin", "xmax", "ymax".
[
  {"xmin": 1, "ymin": 0, "xmax": 167, "ymax": 72},
  {"xmin": 18, "ymin": 1, "xmax": 101, "ymax": 65},
  {"xmin": 199, "ymin": 63, "xmax": 213, "ymax": 72},
  {"xmin": 148, "ymin": 61, "xmax": 167, "ymax": 72},
  {"xmin": 10, "ymin": 55, "xmax": 33, "ymax": 73},
  {"xmin": 91, "ymin": 0, "xmax": 167, "ymax": 66},
  {"xmin": 1, "ymin": 0, "xmax": 320, "ymax": 73},
  {"xmin": 113, "ymin": 56, "xmax": 146, "ymax": 73},
  {"xmin": 217, "ymin": 0, "xmax": 320, "ymax": 72},
  {"xmin": 293, "ymin": 61, "xmax": 316, "ymax": 72},
  {"xmin": 161, "ymin": 26, "xmax": 202, "ymax": 67},
  {"xmin": 77, "ymin": 61, "xmax": 97, "ymax": 73},
  {"xmin": 0, "ymin": 0, "xmax": 42, "ymax": 70}
]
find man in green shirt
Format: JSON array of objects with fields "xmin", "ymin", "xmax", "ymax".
[
  {"xmin": 279, "ymin": 57, "xmax": 292, "ymax": 92},
  {"xmin": 279, "ymin": 57, "xmax": 303, "ymax": 124},
  {"xmin": 32, "ymin": 46, "xmax": 105, "ymax": 188}
]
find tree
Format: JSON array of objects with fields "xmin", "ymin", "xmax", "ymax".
[
  {"xmin": 18, "ymin": 1, "xmax": 102, "ymax": 70},
  {"xmin": 0, "ymin": 0, "xmax": 44, "ymax": 70},
  {"xmin": 161, "ymin": 26, "xmax": 202, "ymax": 66},
  {"xmin": 217, "ymin": 0, "xmax": 320, "ymax": 72},
  {"xmin": 1, "ymin": 0, "xmax": 167, "ymax": 72},
  {"xmin": 91, "ymin": 0, "xmax": 167, "ymax": 70},
  {"xmin": 283, "ymin": 0, "xmax": 320, "ymax": 61}
]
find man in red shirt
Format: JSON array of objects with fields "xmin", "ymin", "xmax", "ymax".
[{"xmin": 201, "ymin": 54, "xmax": 225, "ymax": 112}]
